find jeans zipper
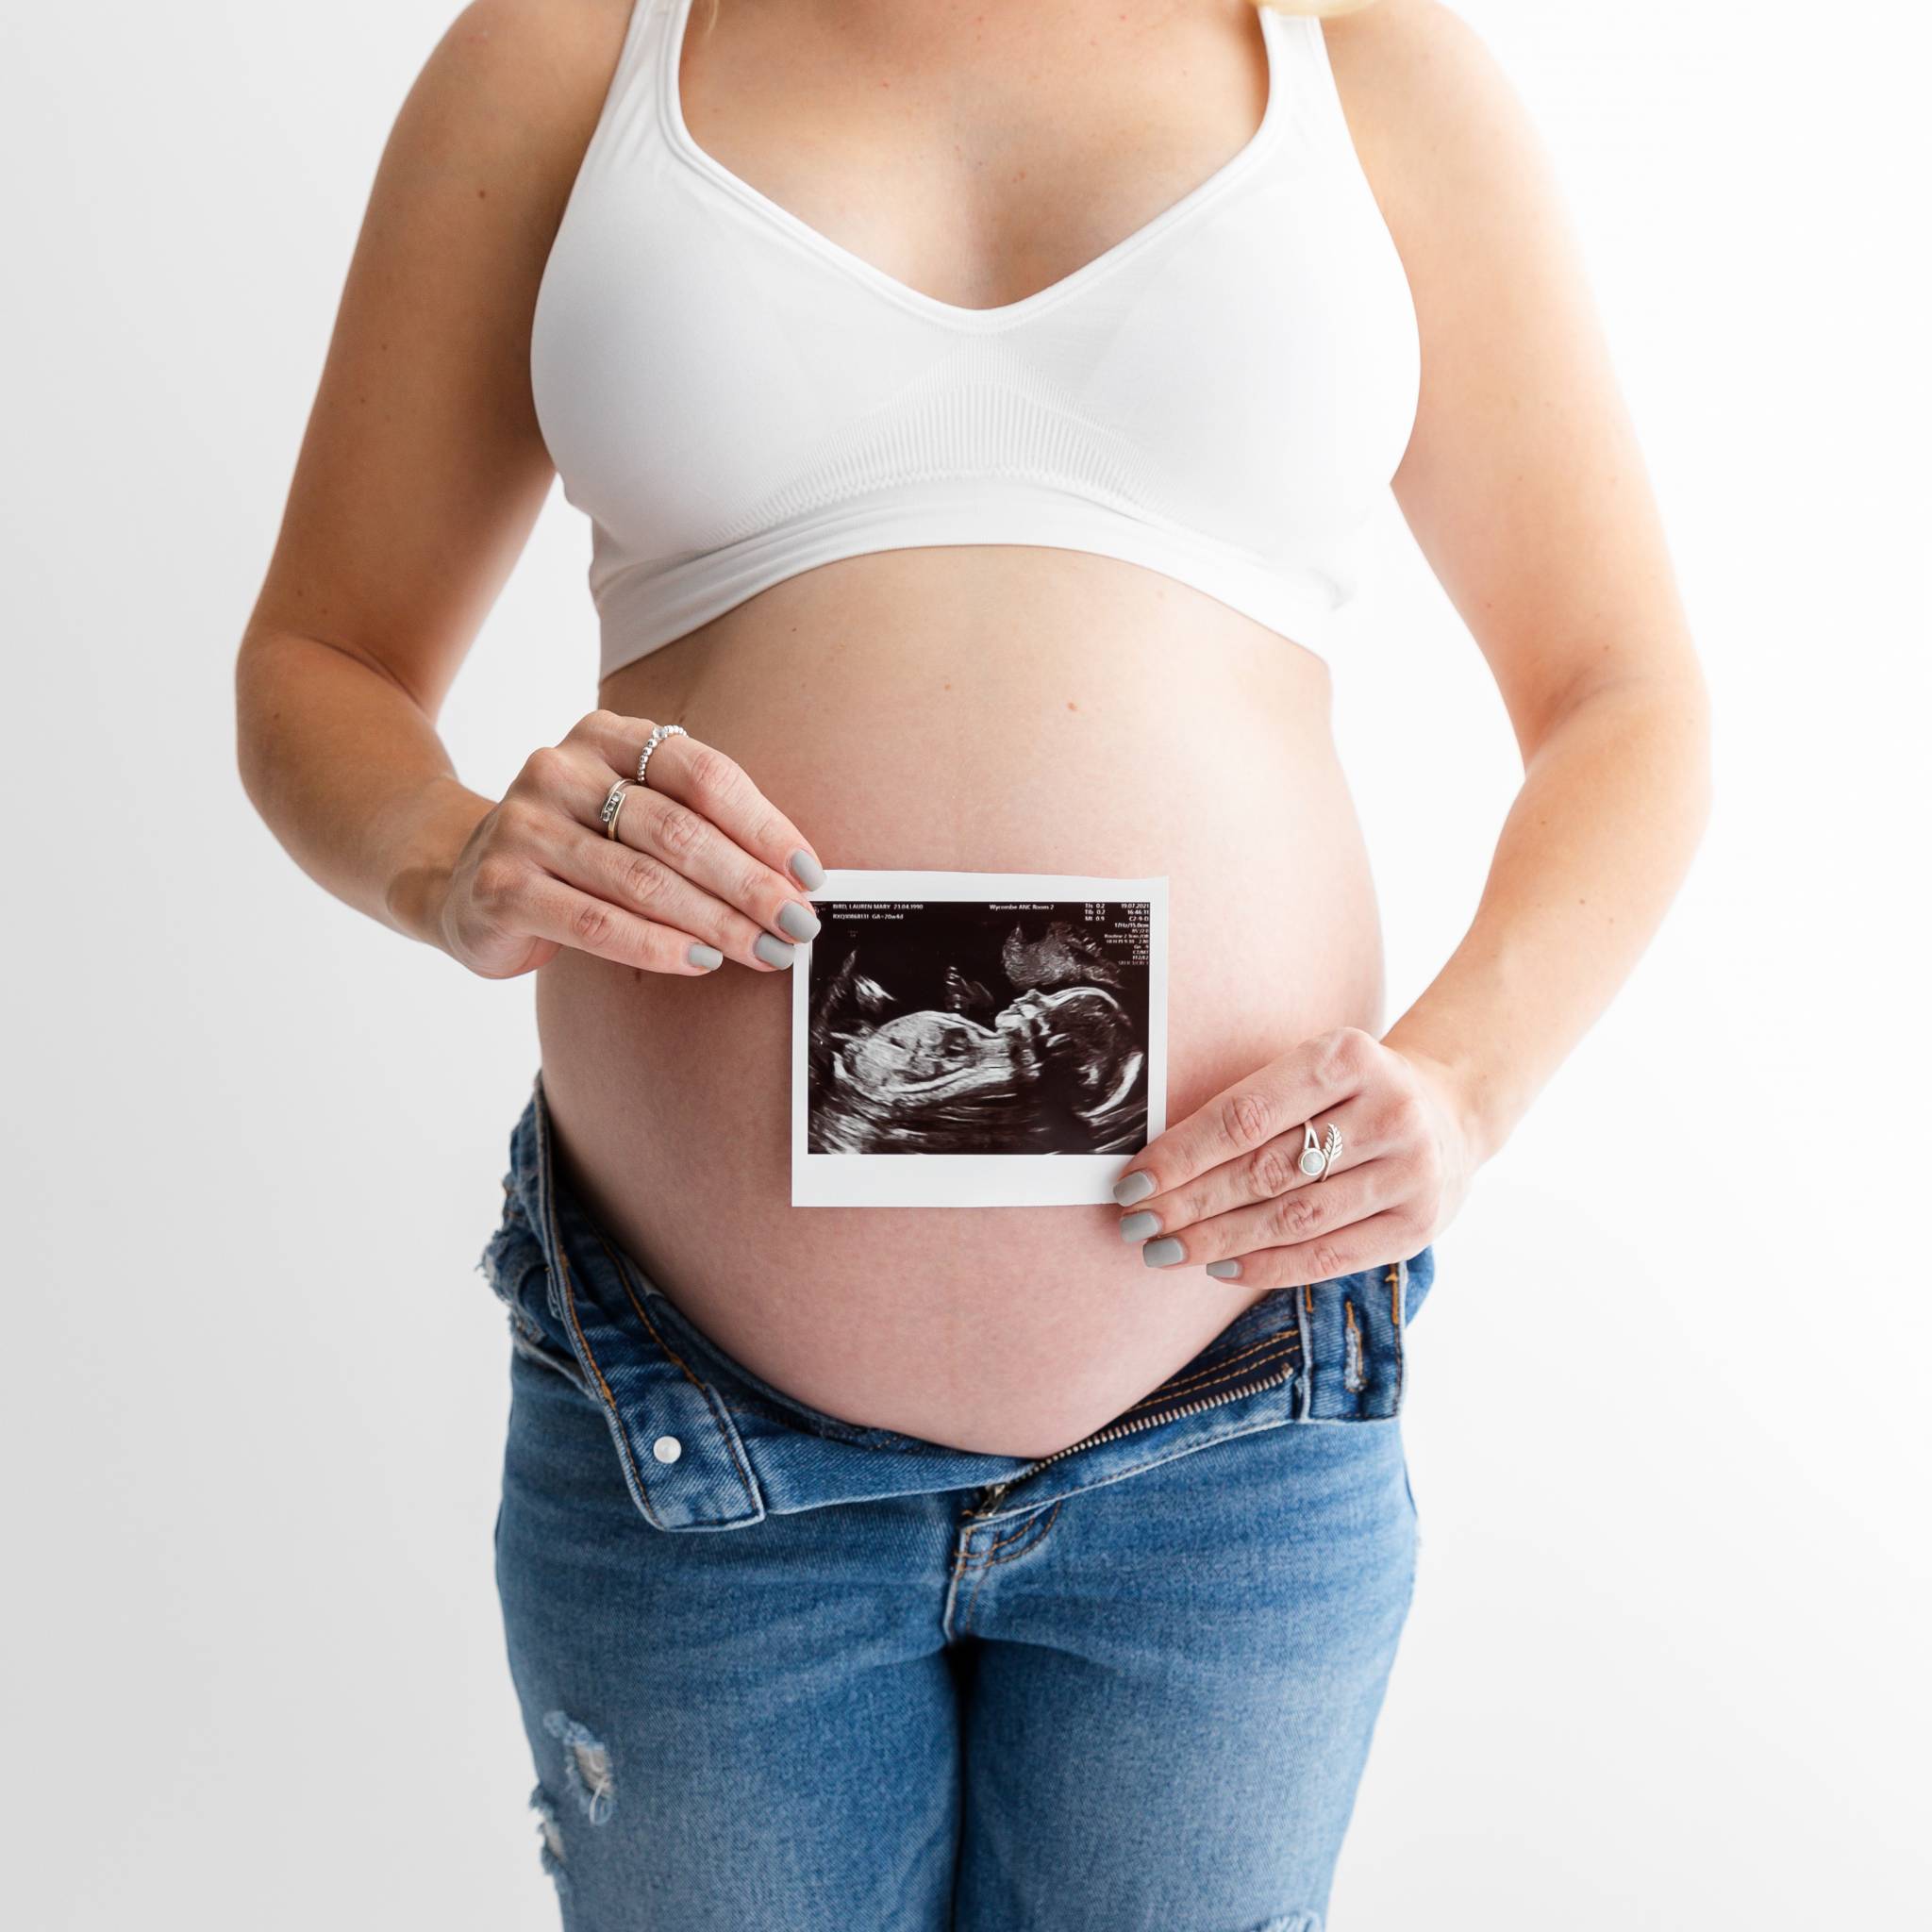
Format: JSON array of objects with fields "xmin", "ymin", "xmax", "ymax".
[{"xmin": 963, "ymin": 1354, "xmax": 1300, "ymax": 1522}]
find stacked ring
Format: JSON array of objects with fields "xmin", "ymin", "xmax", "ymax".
[{"xmin": 599, "ymin": 777, "xmax": 633, "ymax": 840}]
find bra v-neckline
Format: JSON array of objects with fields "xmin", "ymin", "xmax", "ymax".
[{"xmin": 658, "ymin": 0, "xmax": 1290, "ymax": 332}]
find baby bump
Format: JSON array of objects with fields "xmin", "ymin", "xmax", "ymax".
[{"xmin": 533, "ymin": 552, "xmax": 1391, "ymax": 1456}]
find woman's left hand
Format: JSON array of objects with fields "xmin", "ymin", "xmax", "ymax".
[{"xmin": 1111, "ymin": 1026, "xmax": 1478, "ymax": 1284}]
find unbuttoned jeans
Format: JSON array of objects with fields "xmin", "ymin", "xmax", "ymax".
[{"xmin": 480, "ymin": 1073, "xmax": 1436, "ymax": 1931}]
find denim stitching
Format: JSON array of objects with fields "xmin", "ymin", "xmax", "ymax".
[
  {"xmin": 548, "ymin": 1242, "xmax": 662, "ymax": 1528},
  {"xmin": 943, "ymin": 1518, "xmax": 981, "ymax": 1640},
  {"xmin": 1117, "ymin": 1329, "xmax": 1304, "ymax": 1410},
  {"xmin": 594, "ymin": 1232, "xmax": 761, "ymax": 1504},
  {"xmin": 1116, "ymin": 1341, "xmax": 1302, "ymax": 1418},
  {"xmin": 948, "ymin": 1500, "xmax": 1050, "ymax": 1639},
  {"xmin": 960, "ymin": 1498, "xmax": 1063, "ymax": 1633},
  {"xmin": 529, "ymin": 1082, "xmax": 662, "ymax": 1530},
  {"xmin": 984, "ymin": 1497, "xmax": 1062, "ymax": 1568},
  {"xmin": 980, "ymin": 1505, "xmax": 1052, "ymax": 1561},
  {"xmin": 591, "ymin": 1232, "xmax": 710, "ymax": 1394},
  {"xmin": 1388, "ymin": 1257, "xmax": 1406, "ymax": 1411}
]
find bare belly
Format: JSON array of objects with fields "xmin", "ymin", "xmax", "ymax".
[{"xmin": 535, "ymin": 546, "xmax": 1387, "ymax": 1457}]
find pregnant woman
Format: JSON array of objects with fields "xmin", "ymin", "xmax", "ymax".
[{"xmin": 235, "ymin": 0, "xmax": 1710, "ymax": 1923}]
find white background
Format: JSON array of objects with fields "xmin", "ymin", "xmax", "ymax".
[{"xmin": 3, "ymin": 2, "xmax": 1926, "ymax": 1925}]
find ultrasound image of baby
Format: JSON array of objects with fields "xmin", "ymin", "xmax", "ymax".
[{"xmin": 807, "ymin": 908, "xmax": 1152, "ymax": 1157}]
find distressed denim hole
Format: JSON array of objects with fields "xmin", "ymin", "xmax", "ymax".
[
  {"xmin": 529, "ymin": 1784, "xmax": 569, "ymax": 1893},
  {"xmin": 542, "ymin": 1709, "xmax": 617, "ymax": 1824},
  {"xmin": 1341, "ymin": 1296, "xmax": 1365, "ymax": 1393}
]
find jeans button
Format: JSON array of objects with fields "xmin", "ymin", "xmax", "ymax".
[{"xmin": 652, "ymin": 1434, "xmax": 684, "ymax": 1465}]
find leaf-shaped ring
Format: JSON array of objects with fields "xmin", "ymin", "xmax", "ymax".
[{"xmin": 1299, "ymin": 1119, "xmax": 1343, "ymax": 1180}]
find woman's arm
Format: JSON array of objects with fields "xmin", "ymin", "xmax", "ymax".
[
  {"xmin": 1109, "ymin": 0, "xmax": 1711, "ymax": 1278},
  {"xmin": 1359, "ymin": 0, "xmax": 1712, "ymax": 1166},
  {"xmin": 236, "ymin": 0, "xmax": 581, "ymax": 940},
  {"xmin": 236, "ymin": 0, "xmax": 824, "ymax": 978}
]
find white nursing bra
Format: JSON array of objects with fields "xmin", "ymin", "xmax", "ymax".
[{"xmin": 531, "ymin": 0, "xmax": 1422, "ymax": 675}]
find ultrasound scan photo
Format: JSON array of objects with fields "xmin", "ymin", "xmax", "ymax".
[{"xmin": 791, "ymin": 873, "xmax": 1169, "ymax": 1208}]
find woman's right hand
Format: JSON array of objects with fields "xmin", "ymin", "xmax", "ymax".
[{"xmin": 433, "ymin": 711, "xmax": 827, "ymax": 981}]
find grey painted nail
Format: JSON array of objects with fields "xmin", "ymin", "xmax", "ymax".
[
  {"xmin": 753, "ymin": 934, "xmax": 796, "ymax": 970},
  {"xmin": 789, "ymin": 849, "xmax": 826, "ymax": 891},
  {"xmin": 1112, "ymin": 1169, "xmax": 1156, "ymax": 1207},
  {"xmin": 1142, "ymin": 1238, "xmax": 1185, "ymax": 1269},
  {"xmin": 1118, "ymin": 1211, "xmax": 1160, "ymax": 1242},
  {"xmin": 776, "ymin": 901, "xmax": 822, "ymax": 941},
  {"xmin": 1206, "ymin": 1259, "xmax": 1243, "ymax": 1279},
  {"xmin": 687, "ymin": 942, "xmax": 724, "ymax": 971}
]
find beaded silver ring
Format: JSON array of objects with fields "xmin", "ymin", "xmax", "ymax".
[{"xmin": 636, "ymin": 721, "xmax": 688, "ymax": 789}]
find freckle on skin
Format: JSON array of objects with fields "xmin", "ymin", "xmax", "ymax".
[{"xmin": 1067, "ymin": 700, "xmax": 1078, "ymax": 710}]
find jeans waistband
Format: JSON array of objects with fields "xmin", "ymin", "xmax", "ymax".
[{"xmin": 482, "ymin": 1071, "xmax": 1436, "ymax": 1533}]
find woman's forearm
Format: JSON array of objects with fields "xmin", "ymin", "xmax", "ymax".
[
  {"xmin": 236, "ymin": 636, "xmax": 824, "ymax": 983},
  {"xmin": 1380, "ymin": 669, "xmax": 1714, "ymax": 1166},
  {"xmin": 234, "ymin": 627, "xmax": 492, "ymax": 950}
]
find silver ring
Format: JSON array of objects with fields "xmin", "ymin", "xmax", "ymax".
[
  {"xmin": 1299, "ymin": 1119, "xmax": 1342, "ymax": 1180},
  {"xmin": 598, "ymin": 778, "xmax": 632, "ymax": 840},
  {"xmin": 636, "ymin": 722, "xmax": 688, "ymax": 790}
]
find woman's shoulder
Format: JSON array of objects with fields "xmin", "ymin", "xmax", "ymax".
[
  {"xmin": 400, "ymin": 0, "xmax": 638, "ymax": 192},
  {"xmin": 341, "ymin": 0, "xmax": 641, "ymax": 344},
  {"xmin": 241, "ymin": 0, "xmax": 643, "ymax": 703},
  {"xmin": 1316, "ymin": 0, "xmax": 1575, "ymax": 288},
  {"xmin": 1318, "ymin": 0, "xmax": 1521, "ymax": 144}
]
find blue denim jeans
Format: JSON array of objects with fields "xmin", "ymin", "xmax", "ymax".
[{"xmin": 480, "ymin": 1073, "xmax": 1436, "ymax": 1931}]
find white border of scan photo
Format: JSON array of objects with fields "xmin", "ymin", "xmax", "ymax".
[{"xmin": 791, "ymin": 870, "xmax": 1170, "ymax": 1208}]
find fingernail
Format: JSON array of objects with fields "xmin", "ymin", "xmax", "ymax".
[
  {"xmin": 776, "ymin": 901, "xmax": 821, "ymax": 941},
  {"xmin": 1142, "ymin": 1238, "xmax": 1184, "ymax": 1269},
  {"xmin": 1206, "ymin": 1259, "xmax": 1242, "ymax": 1280},
  {"xmin": 1118, "ymin": 1211, "xmax": 1160, "ymax": 1242},
  {"xmin": 1112, "ymin": 1169, "xmax": 1156, "ymax": 1206},
  {"xmin": 687, "ymin": 942, "xmax": 724, "ymax": 971},
  {"xmin": 789, "ymin": 849, "xmax": 826, "ymax": 891},
  {"xmin": 753, "ymin": 934, "xmax": 796, "ymax": 970}
]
